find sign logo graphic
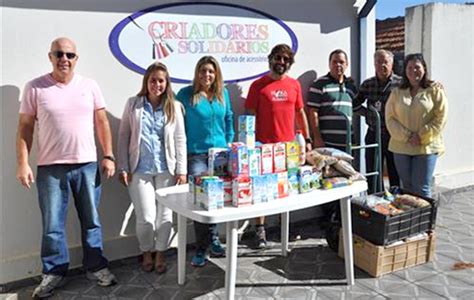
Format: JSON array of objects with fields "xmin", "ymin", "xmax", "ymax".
[{"xmin": 109, "ymin": 2, "xmax": 298, "ymax": 83}]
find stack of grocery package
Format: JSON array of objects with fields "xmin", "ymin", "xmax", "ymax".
[
  {"xmin": 339, "ymin": 188, "xmax": 438, "ymax": 277},
  {"xmin": 189, "ymin": 115, "xmax": 324, "ymax": 211}
]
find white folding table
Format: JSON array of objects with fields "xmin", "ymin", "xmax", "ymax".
[{"xmin": 156, "ymin": 181, "xmax": 367, "ymax": 300}]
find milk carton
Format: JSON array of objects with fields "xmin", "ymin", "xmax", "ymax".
[
  {"xmin": 264, "ymin": 173, "xmax": 279, "ymax": 201},
  {"xmin": 260, "ymin": 144, "xmax": 274, "ymax": 175},
  {"xmin": 285, "ymin": 141, "xmax": 300, "ymax": 172},
  {"xmin": 298, "ymin": 166, "xmax": 313, "ymax": 193},
  {"xmin": 196, "ymin": 177, "xmax": 223, "ymax": 210},
  {"xmin": 208, "ymin": 147, "xmax": 229, "ymax": 176},
  {"xmin": 287, "ymin": 171, "xmax": 299, "ymax": 195},
  {"xmin": 276, "ymin": 171, "xmax": 289, "ymax": 198},
  {"xmin": 238, "ymin": 115, "xmax": 256, "ymax": 132},
  {"xmin": 228, "ymin": 142, "xmax": 248, "ymax": 177},
  {"xmin": 251, "ymin": 175, "xmax": 266, "ymax": 204},
  {"xmin": 248, "ymin": 148, "xmax": 261, "ymax": 176},
  {"xmin": 232, "ymin": 176, "xmax": 252, "ymax": 207},
  {"xmin": 222, "ymin": 177, "xmax": 233, "ymax": 206},
  {"xmin": 238, "ymin": 131, "xmax": 255, "ymax": 149},
  {"xmin": 273, "ymin": 142, "xmax": 287, "ymax": 173},
  {"xmin": 311, "ymin": 169, "xmax": 322, "ymax": 190}
]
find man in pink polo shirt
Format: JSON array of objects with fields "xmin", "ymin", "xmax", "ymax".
[{"xmin": 16, "ymin": 37, "xmax": 117, "ymax": 298}]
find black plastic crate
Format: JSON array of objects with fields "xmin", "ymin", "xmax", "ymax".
[{"xmin": 351, "ymin": 189, "xmax": 438, "ymax": 245}]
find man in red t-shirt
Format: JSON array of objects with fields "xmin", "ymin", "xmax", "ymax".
[{"xmin": 245, "ymin": 44, "xmax": 311, "ymax": 248}]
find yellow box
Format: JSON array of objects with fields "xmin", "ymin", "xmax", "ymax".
[{"xmin": 338, "ymin": 231, "xmax": 435, "ymax": 277}]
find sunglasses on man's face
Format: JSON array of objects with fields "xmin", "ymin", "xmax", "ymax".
[
  {"xmin": 273, "ymin": 55, "xmax": 291, "ymax": 63},
  {"xmin": 51, "ymin": 51, "xmax": 77, "ymax": 60}
]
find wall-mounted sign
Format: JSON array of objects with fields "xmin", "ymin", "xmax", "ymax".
[{"xmin": 109, "ymin": 2, "xmax": 298, "ymax": 83}]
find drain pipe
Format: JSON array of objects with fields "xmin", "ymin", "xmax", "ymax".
[{"xmin": 356, "ymin": 0, "xmax": 377, "ymax": 174}]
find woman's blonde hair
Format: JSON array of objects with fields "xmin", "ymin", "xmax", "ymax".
[
  {"xmin": 137, "ymin": 62, "xmax": 176, "ymax": 124},
  {"xmin": 191, "ymin": 56, "xmax": 224, "ymax": 106}
]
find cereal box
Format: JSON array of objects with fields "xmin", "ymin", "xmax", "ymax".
[
  {"xmin": 228, "ymin": 142, "xmax": 248, "ymax": 177},
  {"xmin": 208, "ymin": 147, "xmax": 229, "ymax": 176}
]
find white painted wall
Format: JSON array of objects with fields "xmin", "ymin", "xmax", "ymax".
[
  {"xmin": 0, "ymin": 0, "xmax": 367, "ymax": 283},
  {"xmin": 406, "ymin": 3, "xmax": 474, "ymax": 189}
]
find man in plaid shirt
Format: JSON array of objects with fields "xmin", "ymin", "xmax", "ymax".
[{"xmin": 353, "ymin": 49, "xmax": 401, "ymax": 193}]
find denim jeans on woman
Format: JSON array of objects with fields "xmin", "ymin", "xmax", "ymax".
[
  {"xmin": 36, "ymin": 162, "xmax": 108, "ymax": 276},
  {"xmin": 188, "ymin": 154, "xmax": 219, "ymax": 250},
  {"xmin": 393, "ymin": 153, "xmax": 438, "ymax": 198}
]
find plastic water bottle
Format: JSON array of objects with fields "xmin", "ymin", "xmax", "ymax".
[{"xmin": 295, "ymin": 130, "xmax": 306, "ymax": 166}]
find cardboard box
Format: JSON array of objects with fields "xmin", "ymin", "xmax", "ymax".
[
  {"xmin": 260, "ymin": 144, "xmax": 274, "ymax": 174},
  {"xmin": 208, "ymin": 147, "xmax": 229, "ymax": 176},
  {"xmin": 338, "ymin": 231, "xmax": 436, "ymax": 277}
]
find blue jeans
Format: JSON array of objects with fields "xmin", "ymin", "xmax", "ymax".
[
  {"xmin": 36, "ymin": 162, "xmax": 108, "ymax": 275},
  {"xmin": 393, "ymin": 153, "xmax": 438, "ymax": 198},
  {"xmin": 188, "ymin": 154, "xmax": 219, "ymax": 250}
]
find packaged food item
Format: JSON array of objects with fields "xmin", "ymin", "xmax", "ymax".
[
  {"xmin": 238, "ymin": 131, "xmax": 255, "ymax": 149},
  {"xmin": 222, "ymin": 177, "xmax": 233, "ymax": 206},
  {"xmin": 276, "ymin": 171, "xmax": 289, "ymax": 198},
  {"xmin": 251, "ymin": 175, "xmax": 266, "ymax": 204},
  {"xmin": 208, "ymin": 147, "xmax": 229, "ymax": 176},
  {"xmin": 286, "ymin": 141, "xmax": 300, "ymax": 171},
  {"xmin": 322, "ymin": 177, "xmax": 352, "ymax": 189},
  {"xmin": 228, "ymin": 142, "xmax": 248, "ymax": 177},
  {"xmin": 264, "ymin": 173, "xmax": 278, "ymax": 201},
  {"xmin": 196, "ymin": 177, "xmax": 224, "ymax": 210},
  {"xmin": 332, "ymin": 160, "xmax": 357, "ymax": 176},
  {"xmin": 273, "ymin": 142, "xmax": 287, "ymax": 173},
  {"xmin": 295, "ymin": 130, "xmax": 306, "ymax": 165},
  {"xmin": 298, "ymin": 166, "xmax": 314, "ymax": 193},
  {"xmin": 260, "ymin": 144, "xmax": 274, "ymax": 174},
  {"xmin": 232, "ymin": 176, "xmax": 252, "ymax": 207},
  {"xmin": 238, "ymin": 115, "xmax": 256, "ymax": 132},
  {"xmin": 248, "ymin": 148, "xmax": 261, "ymax": 176},
  {"xmin": 311, "ymin": 169, "xmax": 322, "ymax": 189},
  {"xmin": 314, "ymin": 147, "xmax": 353, "ymax": 161},
  {"xmin": 394, "ymin": 194, "xmax": 430, "ymax": 209},
  {"xmin": 287, "ymin": 171, "xmax": 299, "ymax": 195}
]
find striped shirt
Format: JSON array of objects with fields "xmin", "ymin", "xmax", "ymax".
[{"xmin": 307, "ymin": 73, "xmax": 357, "ymax": 149}]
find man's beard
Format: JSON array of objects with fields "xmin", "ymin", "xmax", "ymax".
[{"xmin": 272, "ymin": 63, "xmax": 288, "ymax": 75}]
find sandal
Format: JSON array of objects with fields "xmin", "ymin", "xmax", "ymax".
[
  {"xmin": 142, "ymin": 251, "xmax": 154, "ymax": 272},
  {"xmin": 155, "ymin": 251, "xmax": 167, "ymax": 274}
]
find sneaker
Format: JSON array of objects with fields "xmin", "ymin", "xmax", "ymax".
[
  {"xmin": 209, "ymin": 240, "xmax": 225, "ymax": 257},
  {"xmin": 191, "ymin": 249, "xmax": 208, "ymax": 267},
  {"xmin": 86, "ymin": 268, "xmax": 117, "ymax": 286},
  {"xmin": 32, "ymin": 274, "xmax": 64, "ymax": 299},
  {"xmin": 256, "ymin": 226, "xmax": 267, "ymax": 249}
]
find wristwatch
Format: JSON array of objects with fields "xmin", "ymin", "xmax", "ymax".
[
  {"xmin": 305, "ymin": 138, "xmax": 313, "ymax": 144},
  {"xmin": 103, "ymin": 155, "xmax": 115, "ymax": 162}
]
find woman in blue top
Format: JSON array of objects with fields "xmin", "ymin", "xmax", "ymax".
[{"xmin": 176, "ymin": 56, "xmax": 234, "ymax": 267}]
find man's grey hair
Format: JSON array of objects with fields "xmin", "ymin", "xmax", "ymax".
[{"xmin": 374, "ymin": 49, "xmax": 394, "ymax": 63}]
